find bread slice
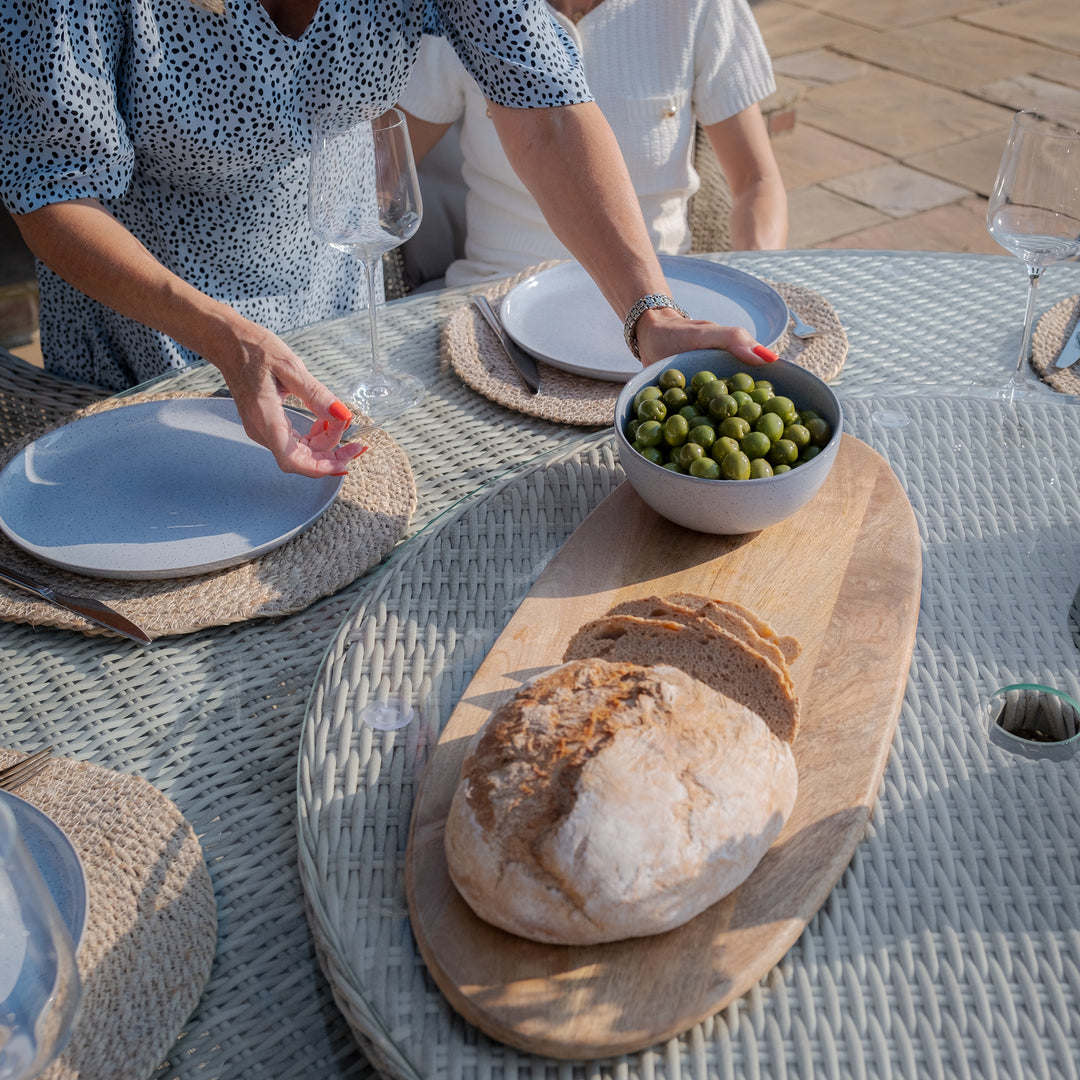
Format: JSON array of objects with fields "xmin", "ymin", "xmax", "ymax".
[
  {"xmin": 666, "ymin": 592, "xmax": 801, "ymax": 664},
  {"xmin": 563, "ymin": 613, "xmax": 799, "ymax": 743},
  {"xmin": 445, "ymin": 658, "xmax": 798, "ymax": 945},
  {"xmin": 609, "ymin": 594, "xmax": 793, "ymax": 673}
]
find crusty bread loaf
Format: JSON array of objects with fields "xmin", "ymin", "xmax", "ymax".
[
  {"xmin": 563, "ymin": 613, "xmax": 799, "ymax": 743},
  {"xmin": 666, "ymin": 592, "xmax": 801, "ymax": 664},
  {"xmin": 609, "ymin": 594, "xmax": 794, "ymax": 673},
  {"xmin": 444, "ymin": 658, "xmax": 797, "ymax": 945}
]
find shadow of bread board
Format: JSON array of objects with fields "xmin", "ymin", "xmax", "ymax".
[{"xmin": 405, "ymin": 433, "xmax": 921, "ymax": 1060}]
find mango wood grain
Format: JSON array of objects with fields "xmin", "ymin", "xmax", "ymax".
[{"xmin": 405, "ymin": 434, "xmax": 921, "ymax": 1059}]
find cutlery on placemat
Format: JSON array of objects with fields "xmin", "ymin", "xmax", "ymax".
[
  {"xmin": 1053, "ymin": 323, "xmax": 1080, "ymax": 368},
  {"xmin": 788, "ymin": 306, "xmax": 818, "ymax": 339},
  {"xmin": 0, "ymin": 563, "xmax": 152, "ymax": 644},
  {"xmin": 472, "ymin": 296, "xmax": 541, "ymax": 394}
]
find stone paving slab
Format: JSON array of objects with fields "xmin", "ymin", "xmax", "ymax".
[
  {"xmin": 961, "ymin": 0, "xmax": 1080, "ymax": 56},
  {"xmin": 831, "ymin": 19, "xmax": 1068, "ymax": 93},
  {"xmin": 772, "ymin": 48, "xmax": 869, "ymax": 87},
  {"xmin": 785, "ymin": 186, "xmax": 891, "ymax": 248},
  {"xmin": 752, "ymin": 0, "xmax": 867, "ymax": 58},
  {"xmin": 822, "ymin": 162, "xmax": 969, "ymax": 218},
  {"xmin": 779, "ymin": 0, "xmax": 987, "ymax": 32},
  {"xmin": 972, "ymin": 75, "xmax": 1080, "ymax": 119},
  {"xmin": 904, "ymin": 128, "xmax": 1013, "ymax": 198},
  {"xmin": 800, "ymin": 68, "xmax": 1014, "ymax": 158},
  {"xmin": 772, "ymin": 124, "xmax": 891, "ymax": 191}
]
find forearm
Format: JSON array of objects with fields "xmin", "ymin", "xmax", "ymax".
[
  {"xmin": 13, "ymin": 198, "xmax": 258, "ymax": 376},
  {"xmin": 728, "ymin": 177, "xmax": 789, "ymax": 251}
]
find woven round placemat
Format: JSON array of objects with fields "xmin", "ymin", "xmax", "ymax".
[
  {"xmin": 1032, "ymin": 293, "xmax": 1080, "ymax": 394},
  {"xmin": 0, "ymin": 391, "xmax": 417, "ymax": 638},
  {"xmin": 444, "ymin": 265, "xmax": 848, "ymax": 426},
  {"xmin": 0, "ymin": 750, "xmax": 216, "ymax": 1080}
]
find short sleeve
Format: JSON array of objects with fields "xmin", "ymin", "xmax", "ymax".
[
  {"xmin": 692, "ymin": 0, "xmax": 776, "ymax": 127},
  {"xmin": 0, "ymin": 0, "xmax": 133, "ymax": 214},
  {"xmin": 397, "ymin": 35, "xmax": 471, "ymax": 125},
  {"xmin": 426, "ymin": 0, "xmax": 592, "ymax": 109}
]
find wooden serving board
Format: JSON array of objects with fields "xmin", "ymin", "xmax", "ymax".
[{"xmin": 405, "ymin": 433, "xmax": 921, "ymax": 1060}]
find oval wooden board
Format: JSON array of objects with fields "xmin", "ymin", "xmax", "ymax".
[{"xmin": 405, "ymin": 433, "xmax": 921, "ymax": 1060}]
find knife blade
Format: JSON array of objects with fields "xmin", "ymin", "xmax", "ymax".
[
  {"xmin": 1054, "ymin": 323, "xmax": 1080, "ymax": 368},
  {"xmin": 472, "ymin": 295, "xmax": 541, "ymax": 394},
  {"xmin": 0, "ymin": 563, "xmax": 152, "ymax": 643}
]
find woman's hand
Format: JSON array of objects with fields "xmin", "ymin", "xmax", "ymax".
[{"xmin": 633, "ymin": 306, "xmax": 780, "ymax": 368}]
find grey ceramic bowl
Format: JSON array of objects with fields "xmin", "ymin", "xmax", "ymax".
[{"xmin": 614, "ymin": 350, "xmax": 843, "ymax": 534}]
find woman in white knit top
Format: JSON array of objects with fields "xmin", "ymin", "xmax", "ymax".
[{"xmin": 397, "ymin": 0, "xmax": 788, "ymax": 289}]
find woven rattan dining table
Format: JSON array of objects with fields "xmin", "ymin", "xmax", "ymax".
[{"xmin": 4, "ymin": 250, "xmax": 1080, "ymax": 1080}]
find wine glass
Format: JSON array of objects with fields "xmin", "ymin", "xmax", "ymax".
[
  {"xmin": 986, "ymin": 109, "xmax": 1080, "ymax": 402},
  {"xmin": 308, "ymin": 106, "xmax": 425, "ymax": 420},
  {"xmin": 0, "ymin": 799, "xmax": 82, "ymax": 1079}
]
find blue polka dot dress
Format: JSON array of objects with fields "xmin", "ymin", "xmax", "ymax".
[{"xmin": 0, "ymin": 0, "xmax": 590, "ymax": 390}]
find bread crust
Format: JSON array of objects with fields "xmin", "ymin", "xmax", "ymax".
[{"xmin": 444, "ymin": 658, "xmax": 798, "ymax": 946}]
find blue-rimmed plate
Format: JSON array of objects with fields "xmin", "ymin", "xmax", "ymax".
[
  {"xmin": 499, "ymin": 255, "xmax": 788, "ymax": 382},
  {"xmin": 0, "ymin": 398, "xmax": 344, "ymax": 580},
  {"xmin": 0, "ymin": 789, "xmax": 87, "ymax": 950}
]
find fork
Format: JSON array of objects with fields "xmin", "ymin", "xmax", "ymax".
[
  {"xmin": 0, "ymin": 747, "xmax": 54, "ymax": 793},
  {"xmin": 788, "ymin": 306, "xmax": 818, "ymax": 339}
]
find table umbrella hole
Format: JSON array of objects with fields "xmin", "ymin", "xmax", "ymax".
[
  {"xmin": 985, "ymin": 683, "xmax": 1080, "ymax": 760},
  {"xmin": 359, "ymin": 699, "xmax": 414, "ymax": 731}
]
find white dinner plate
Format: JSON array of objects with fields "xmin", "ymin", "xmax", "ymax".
[
  {"xmin": 499, "ymin": 256, "xmax": 789, "ymax": 382},
  {"xmin": 0, "ymin": 398, "xmax": 344, "ymax": 580},
  {"xmin": 0, "ymin": 790, "xmax": 87, "ymax": 951}
]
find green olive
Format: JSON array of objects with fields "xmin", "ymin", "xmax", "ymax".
[
  {"xmin": 754, "ymin": 411, "xmax": 785, "ymax": 443},
  {"xmin": 805, "ymin": 417, "xmax": 832, "ymax": 447},
  {"xmin": 695, "ymin": 378, "xmax": 724, "ymax": 407},
  {"xmin": 749, "ymin": 386, "xmax": 774, "ymax": 405},
  {"xmin": 763, "ymin": 396, "xmax": 797, "ymax": 425},
  {"xmin": 689, "ymin": 370, "xmax": 719, "ymax": 395},
  {"xmin": 772, "ymin": 463, "xmax": 792, "ymax": 474},
  {"xmin": 662, "ymin": 386, "xmax": 689, "ymax": 410},
  {"xmin": 754, "ymin": 379, "xmax": 774, "ymax": 392},
  {"xmin": 687, "ymin": 423, "xmax": 716, "ymax": 450},
  {"xmin": 749, "ymin": 458, "xmax": 774, "ymax": 479},
  {"xmin": 679, "ymin": 404, "xmax": 702, "ymax": 422},
  {"xmin": 677, "ymin": 442, "xmax": 705, "ymax": 469},
  {"xmin": 637, "ymin": 397, "xmax": 667, "ymax": 422},
  {"xmin": 731, "ymin": 390, "xmax": 752, "ymax": 407},
  {"xmin": 721, "ymin": 449, "xmax": 752, "ymax": 480},
  {"xmin": 767, "ymin": 438, "xmax": 799, "ymax": 467},
  {"xmin": 801, "ymin": 444, "xmax": 823, "ymax": 462},
  {"xmin": 729, "ymin": 371, "xmax": 755, "ymax": 393},
  {"xmin": 663, "ymin": 414, "xmax": 690, "ymax": 446},
  {"xmin": 638, "ymin": 445, "xmax": 665, "ymax": 465},
  {"xmin": 784, "ymin": 423, "xmax": 811, "ymax": 449},
  {"xmin": 634, "ymin": 385, "xmax": 662, "ymax": 410},
  {"xmin": 710, "ymin": 435, "xmax": 740, "ymax": 462},
  {"xmin": 689, "ymin": 457, "xmax": 721, "ymax": 479},
  {"xmin": 657, "ymin": 368, "xmax": 686, "ymax": 391},
  {"xmin": 688, "ymin": 413, "xmax": 714, "ymax": 429},
  {"xmin": 662, "ymin": 460, "xmax": 684, "ymax": 472},
  {"xmin": 737, "ymin": 400, "xmax": 763, "ymax": 424},
  {"xmin": 718, "ymin": 416, "xmax": 751, "ymax": 440},
  {"xmin": 705, "ymin": 392, "xmax": 738, "ymax": 420},
  {"xmin": 626, "ymin": 418, "xmax": 641, "ymax": 441},
  {"xmin": 740, "ymin": 430, "xmax": 772, "ymax": 460},
  {"xmin": 635, "ymin": 419, "xmax": 663, "ymax": 447}
]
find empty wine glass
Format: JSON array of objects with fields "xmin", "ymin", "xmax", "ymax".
[
  {"xmin": 986, "ymin": 109, "xmax": 1080, "ymax": 402},
  {"xmin": 308, "ymin": 106, "xmax": 425, "ymax": 420},
  {"xmin": 0, "ymin": 800, "xmax": 81, "ymax": 1080}
]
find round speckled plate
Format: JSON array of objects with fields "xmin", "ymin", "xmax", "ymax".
[{"xmin": 0, "ymin": 398, "xmax": 343, "ymax": 580}]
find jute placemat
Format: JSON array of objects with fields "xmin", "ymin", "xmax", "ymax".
[
  {"xmin": 1032, "ymin": 293, "xmax": 1080, "ymax": 394},
  {"xmin": 443, "ymin": 265, "xmax": 848, "ymax": 426},
  {"xmin": 0, "ymin": 750, "xmax": 216, "ymax": 1080},
  {"xmin": 0, "ymin": 392, "xmax": 417, "ymax": 638}
]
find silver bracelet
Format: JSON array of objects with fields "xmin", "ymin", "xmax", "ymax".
[{"xmin": 622, "ymin": 294, "xmax": 690, "ymax": 359}]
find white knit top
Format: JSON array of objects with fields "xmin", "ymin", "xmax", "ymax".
[{"xmin": 397, "ymin": 0, "xmax": 775, "ymax": 288}]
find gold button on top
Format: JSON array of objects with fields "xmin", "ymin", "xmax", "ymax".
[{"xmin": 662, "ymin": 104, "xmax": 678, "ymax": 118}]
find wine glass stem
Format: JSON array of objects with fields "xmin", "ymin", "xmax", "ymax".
[
  {"xmin": 1014, "ymin": 265, "xmax": 1044, "ymax": 375},
  {"xmin": 364, "ymin": 256, "xmax": 383, "ymax": 382}
]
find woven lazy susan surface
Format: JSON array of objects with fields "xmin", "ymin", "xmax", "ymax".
[
  {"xmin": 0, "ymin": 392, "xmax": 417, "ymax": 638},
  {"xmin": 1032, "ymin": 293, "xmax": 1080, "ymax": 394},
  {"xmin": 443, "ymin": 264, "xmax": 847, "ymax": 426},
  {"xmin": 0, "ymin": 750, "xmax": 216, "ymax": 1080}
]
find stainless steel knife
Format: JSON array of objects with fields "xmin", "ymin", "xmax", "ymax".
[
  {"xmin": 0, "ymin": 563, "xmax": 152, "ymax": 643},
  {"xmin": 1054, "ymin": 324, "xmax": 1080, "ymax": 369},
  {"xmin": 472, "ymin": 295, "xmax": 541, "ymax": 394}
]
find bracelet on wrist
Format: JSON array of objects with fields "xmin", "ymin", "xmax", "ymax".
[{"xmin": 622, "ymin": 294, "xmax": 690, "ymax": 359}]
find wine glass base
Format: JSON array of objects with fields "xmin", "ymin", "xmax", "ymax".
[
  {"xmin": 345, "ymin": 371, "xmax": 425, "ymax": 422},
  {"xmin": 997, "ymin": 370, "xmax": 1047, "ymax": 404}
]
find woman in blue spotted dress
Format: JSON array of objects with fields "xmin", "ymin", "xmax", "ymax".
[{"xmin": 0, "ymin": 0, "xmax": 774, "ymax": 476}]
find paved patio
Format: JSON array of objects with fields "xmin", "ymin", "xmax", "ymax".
[{"xmin": 3, "ymin": 0, "xmax": 1080, "ymax": 363}]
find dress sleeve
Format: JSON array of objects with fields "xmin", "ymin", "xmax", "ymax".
[
  {"xmin": 692, "ymin": 0, "xmax": 776, "ymax": 127},
  {"xmin": 0, "ymin": 0, "xmax": 133, "ymax": 214},
  {"xmin": 426, "ymin": 0, "xmax": 592, "ymax": 108}
]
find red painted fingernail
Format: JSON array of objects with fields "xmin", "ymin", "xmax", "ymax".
[
  {"xmin": 330, "ymin": 471, "xmax": 348, "ymax": 476},
  {"xmin": 329, "ymin": 400, "xmax": 352, "ymax": 422},
  {"xmin": 753, "ymin": 345, "xmax": 779, "ymax": 363}
]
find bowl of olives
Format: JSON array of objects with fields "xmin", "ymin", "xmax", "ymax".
[{"xmin": 614, "ymin": 350, "xmax": 843, "ymax": 534}]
